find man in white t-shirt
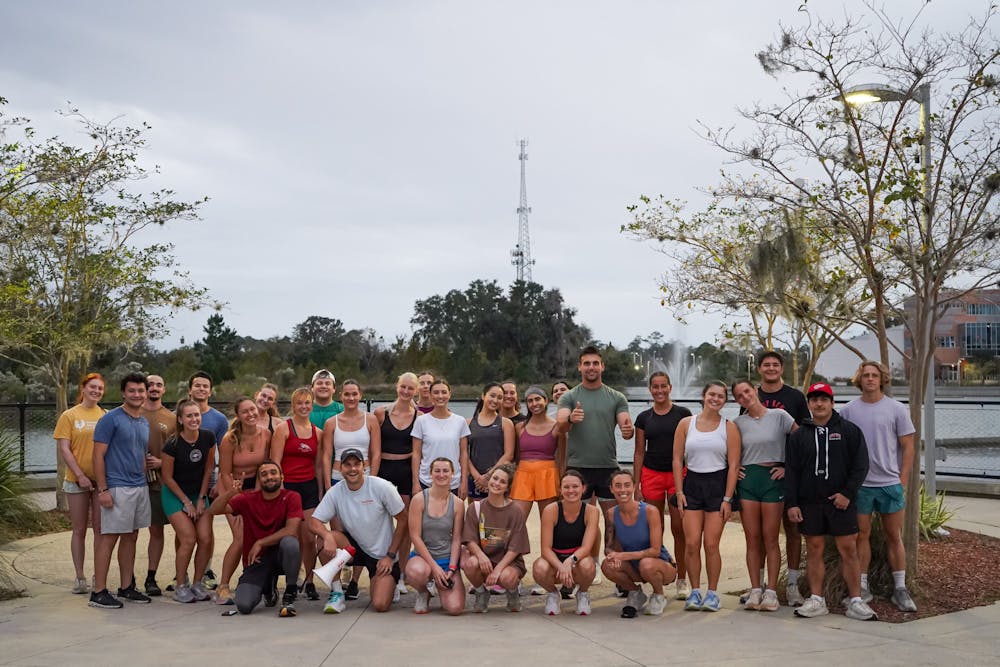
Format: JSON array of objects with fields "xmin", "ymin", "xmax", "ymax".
[
  {"xmin": 308, "ymin": 448, "xmax": 407, "ymax": 614},
  {"xmin": 839, "ymin": 360, "xmax": 916, "ymax": 612}
]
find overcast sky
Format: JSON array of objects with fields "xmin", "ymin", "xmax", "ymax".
[{"xmin": 1, "ymin": 1, "xmax": 982, "ymax": 352}]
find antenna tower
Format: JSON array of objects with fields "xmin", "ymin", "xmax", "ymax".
[{"xmin": 510, "ymin": 139, "xmax": 535, "ymax": 282}]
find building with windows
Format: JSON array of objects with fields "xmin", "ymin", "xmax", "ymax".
[{"xmin": 904, "ymin": 289, "xmax": 1000, "ymax": 383}]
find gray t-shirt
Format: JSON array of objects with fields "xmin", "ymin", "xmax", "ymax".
[
  {"xmin": 734, "ymin": 409, "xmax": 795, "ymax": 465},
  {"xmin": 840, "ymin": 396, "xmax": 915, "ymax": 488},
  {"xmin": 312, "ymin": 476, "xmax": 405, "ymax": 558},
  {"xmin": 557, "ymin": 384, "xmax": 629, "ymax": 468}
]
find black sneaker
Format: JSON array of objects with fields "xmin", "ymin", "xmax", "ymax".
[
  {"xmin": 165, "ymin": 577, "xmax": 176, "ymax": 592},
  {"xmin": 264, "ymin": 578, "xmax": 279, "ymax": 608},
  {"xmin": 89, "ymin": 589, "xmax": 123, "ymax": 609},
  {"xmin": 203, "ymin": 569, "xmax": 219, "ymax": 590},
  {"xmin": 144, "ymin": 577, "xmax": 162, "ymax": 597},
  {"xmin": 304, "ymin": 582, "xmax": 319, "ymax": 601},
  {"xmin": 117, "ymin": 582, "xmax": 152, "ymax": 603},
  {"xmin": 279, "ymin": 591, "xmax": 297, "ymax": 617},
  {"xmin": 615, "ymin": 584, "xmax": 628, "ymax": 598},
  {"xmin": 345, "ymin": 580, "xmax": 359, "ymax": 601}
]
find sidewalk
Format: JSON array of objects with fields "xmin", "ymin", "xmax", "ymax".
[{"xmin": 2, "ymin": 494, "xmax": 998, "ymax": 666}]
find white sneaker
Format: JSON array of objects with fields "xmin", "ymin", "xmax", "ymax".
[
  {"xmin": 644, "ymin": 593, "xmax": 667, "ymax": 616},
  {"xmin": 625, "ymin": 588, "xmax": 648, "ymax": 612},
  {"xmin": 544, "ymin": 591, "xmax": 561, "ymax": 615},
  {"xmin": 786, "ymin": 583, "xmax": 805, "ymax": 607},
  {"xmin": 860, "ymin": 584, "xmax": 873, "ymax": 603},
  {"xmin": 845, "ymin": 597, "xmax": 878, "ymax": 621},
  {"xmin": 72, "ymin": 577, "xmax": 89, "ymax": 595},
  {"xmin": 426, "ymin": 580, "xmax": 438, "ymax": 597},
  {"xmin": 794, "ymin": 597, "xmax": 829, "ymax": 618},
  {"xmin": 396, "ymin": 579, "xmax": 408, "ymax": 595},
  {"xmin": 530, "ymin": 584, "xmax": 546, "ymax": 596},
  {"xmin": 592, "ymin": 571, "xmax": 602, "ymax": 586},
  {"xmin": 392, "ymin": 586, "xmax": 400, "ymax": 603},
  {"xmin": 575, "ymin": 591, "xmax": 591, "ymax": 615},
  {"xmin": 744, "ymin": 588, "xmax": 762, "ymax": 610},
  {"xmin": 414, "ymin": 590, "xmax": 430, "ymax": 614},
  {"xmin": 675, "ymin": 578, "xmax": 690, "ymax": 600},
  {"xmin": 759, "ymin": 588, "xmax": 780, "ymax": 611},
  {"xmin": 324, "ymin": 590, "xmax": 346, "ymax": 614}
]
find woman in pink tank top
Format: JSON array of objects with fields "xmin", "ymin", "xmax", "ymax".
[{"xmin": 511, "ymin": 386, "xmax": 565, "ymax": 520}]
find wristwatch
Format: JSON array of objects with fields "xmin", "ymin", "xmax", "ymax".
[
  {"xmin": 386, "ymin": 551, "xmax": 397, "ymax": 560},
  {"xmin": 722, "ymin": 496, "xmax": 732, "ymax": 503},
  {"xmin": 571, "ymin": 555, "xmax": 579, "ymax": 567}
]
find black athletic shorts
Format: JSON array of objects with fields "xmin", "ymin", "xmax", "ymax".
[
  {"xmin": 377, "ymin": 458, "xmax": 413, "ymax": 497},
  {"xmin": 679, "ymin": 469, "xmax": 727, "ymax": 512},
  {"xmin": 283, "ymin": 478, "xmax": 320, "ymax": 511},
  {"xmin": 799, "ymin": 502, "xmax": 859, "ymax": 537},
  {"xmin": 578, "ymin": 467, "xmax": 616, "ymax": 501},
  {"xmin": 345, "ymin": 532, "xmax": 401, "ymax": 582}
]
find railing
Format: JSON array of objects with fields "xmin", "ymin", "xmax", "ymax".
[{"xmin": 4, "ymin": 398, "xmax": 998, "ymax": 478}]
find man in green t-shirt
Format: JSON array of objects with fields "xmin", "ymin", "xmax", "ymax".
[
  {"xmin": 557, "ymin": 346, "xmax": 633, "ymax": 575},
  {"xmin": 310, "ymin": 368, "xmax": 344, "ymax": 430}
]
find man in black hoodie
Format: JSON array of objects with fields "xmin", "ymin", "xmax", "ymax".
[{"xmin": 785, "ymin": 383, "xmax": 877, "ymax": 621}]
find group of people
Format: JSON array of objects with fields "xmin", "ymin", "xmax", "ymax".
[{"xmin": 54, "ymin": 346, "xmax": 916, "ymax": 621}]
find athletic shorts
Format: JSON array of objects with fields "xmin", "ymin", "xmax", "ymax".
[
  {"xmin": 161, "ymin": 485, "xmax": 207, "ymax": 518},
  {"xmin": 578, "ymin": 467, "xmax": 616, "ymax": 501},
  {"xmin": 345, "ymin": 532, "xmax": 401, "ymax": 583},
  {"xmin": 737, "ymin": 464, "xmax": 785, "ymax": 503},
  {"xmin": 679, "ymin": 469, "xmax": 727, "ymax": 512},
  {"xmin": 100, "ymin": 486, "xmax": 151, "ymax": 534},
  {"xmin": 798, "ymin": 502, "xmax": 859, "ymax": 537},
  {"xmin": 148, "ymin": 484, "xmax": 168, "ymax": 526},
  {"xmin": 510, "ymin": 459, "xmax": 559, "ymax": 502},
  {"xmin": 856, "ymin": 484, "xmax": 905, "ymax": 515},
  {"xmin": 377, "ymin": 458, "xmax": 413, "ymax": 497},
  {"xmin": 640, "ymin": 466, "xmax": 684, "ymax": 502},
  {"xmin": 283, "ymin": 478, "xmax": 320, "ymax": 511},
  {"xmin": 409, "ymin": 552, "xmax": 452, "ymax": 569}
]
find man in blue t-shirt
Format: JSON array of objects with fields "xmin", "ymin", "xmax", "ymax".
[{"xmin": 90, "ymin": 372, "xmax": 153, "ymax": 609}]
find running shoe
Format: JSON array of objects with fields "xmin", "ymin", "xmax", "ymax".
[
  {"xmin": 473, "ymin": 587, "xmax": 490, "ymax": 613},
  {"xmin": 396, "ymin": 578, "xmax": 408, "ymax": 596},
  {"xmin": 626, "ymin": 588, "xmax": 648, "ymax": 613},
  {"xmin": 144, "ymin": 576, "xmax": 162, "ymax": 597},
  {"xmin": 191, "ymin": 581, "xmax": 212, "ymax": 602},
  {"xmin": 794, "ymin": 597, "xmax": 829, "ymax": 618},
  {"xmin": 72, "ymin": 577, "xmax": 89, "ymax": 595},
  {"xmin": 592, "ymin": 572, "xmax": 602, "ymax": 586},
  {"xmin": 614, "ymin": 584, "xmax": 628, "ymax": 598},
  {"xmin": 117, "ymin": 582, "xmax": 151, "ymax": 604},
  {"xmin": 845, "ymin": 598, "xmax": 878, "ymax": 621},
  {"xmin": 645, "ymin": 593, "xmax": 667, "ymax": 616},
  {"xmin": 202, "ymin": 569, "xmax": 219, "ymax": 590},
  {"xmin": 786, "ymin": 583, "xmax": 805, "ymax": 607},
  {"xmin": 393, "ymin": 586, "xmax": 400, "ymax": 603},
  {"xmin": 324, "ymin": 590, "xmax": 346, "ymax": 614},
  {"xmin": 414, "ymin": 590, "xmax": 430, "ymax": 614},
  {"xmin": 506, "ymin": 588, "xmax": 522, "ymax": 612},
  {"xmin": 684, "ymin": 589, "xmax": 703, "ymax": 611},
  {"xmin": 744, "ymin": 588, "xmax": 762, "ymax": 611},
  {"xmin": 860, "ymin": 583, "xmax": 873, "ymax": 603},
  {"xmin": 575, "ymin": 591, "xmax": 592, "ymax": 616},
  {"xmin": 675, "ymin": 578, "xmax": 690, "ymax": 601},
  {"xmin": 174, "ymin": 583, "xmax": 195, "ymax": 604},
  {"xmin": 345, "ymin": 580, "xmax": 360, "ymax": 600},
  {"xmin": 891, "ymin": 587, "xmax": 917, "ymax": 612},
  {"xmin": 701, "ymin": 591, "xmax": 721, "ymax": 612},
  {"xmin": 489, "ymin": 584, "xmax": 505, "ymax": 595},
  {"xmin": 530, "ymin": 584, "xmax": 546, "ymax": 596},
  {"xmin": 264, "ymin": 578, "xmax": 279, "ymax": 607},
  {"xmin": 214, "ymin": 584, "xmax": 234, "ymax": 606},
  {"xmin": 759, "ymin": 589, "xmax": 780, "ymax": 612},
  {"xmin": 279, "ymin": 591, "xmax": 297, "ymax": 617},
  {"xmin": 426, "ymin": 580, "xmax": 438, "ymax": 597},
  {"xmin": 165, "ymin": 577, "xmax": 177, "ymax": 592},
  {"xmin": 560, "ymin": 585, "xmax": 576, "ymax": 600},
  {"xmin": 304, "ymin": 582, "xmax": 319, "ymax": 601},
  {"xmin": 544, "ymin": 591, "xmax": 561, "ymax": 615},
  {"xmin": 89, "ymin": 589, "xmax": 123, "ymax": 609}
]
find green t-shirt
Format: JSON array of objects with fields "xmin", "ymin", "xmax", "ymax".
[
  {"xmin": 311, "ymin": 401, "xmax": 344, "ymax": 430},
  {"xmin": 557, "ymin": 384, "xmax": 629, "ymax": 468}
]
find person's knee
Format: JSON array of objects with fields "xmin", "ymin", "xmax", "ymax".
[
  {"xmin": 531, "ymin": 559, "xmax": 549, "ymax": 581},
  {"xmin": 236, "ymin": 600, "xmax": 256, "ymax": 615}
]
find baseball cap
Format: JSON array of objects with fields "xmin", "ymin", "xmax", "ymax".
[
  {"xmin": 311, "ymin": 369, "xmax": 336, "ymax": 384},
  {"xmin": 806, "ymin": 382, "xmax": 834, "ymax": 399},
  {"xmin": 340, "ymin": 448, "xmax": 365, "ymax": 463}
]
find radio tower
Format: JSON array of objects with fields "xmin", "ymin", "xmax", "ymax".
[{"xmin": 510, "ymin": 139, "xmax": 535, "ymax": 282}]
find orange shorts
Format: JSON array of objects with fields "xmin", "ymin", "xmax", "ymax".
[
  {"xmin": 640, "ymin": 466, "xmax": 685, "ymax": 502},
  {"xmin": 510, "ymin": 459, "xmax": 559, "ymax": 502}
]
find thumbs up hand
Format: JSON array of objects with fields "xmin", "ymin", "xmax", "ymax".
[{"xmin": 570, "ymin": 401, "xmax": 585, "ymax": 424}]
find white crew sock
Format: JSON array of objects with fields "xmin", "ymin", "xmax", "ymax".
[
  {"xmin": 860, "ymin": 573, "xmax": 869, "ymax": 589},
  {"xmin": 892, "ymin": 570, "xmax": 906, "ymax": 589}
]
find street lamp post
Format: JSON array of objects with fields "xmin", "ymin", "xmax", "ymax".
[{"xmin": 843, "ymin": 82, "xmax": 937, "ymax": 496}]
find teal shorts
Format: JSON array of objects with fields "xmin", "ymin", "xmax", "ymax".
[
  {"xmin": 736, "ymin": 464, "xmax": 785, "ymax": 503},
  {"xmin": 161, "ymin": 485, "xmax": 206, "ymax": 517},
  {"xmin": 856, "ymin": 484, "xmax": 905, "ymax": 515}
]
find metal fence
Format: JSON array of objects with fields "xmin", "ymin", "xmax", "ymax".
[{"xmin": 4, "ymin": 398, "xmax": 998, "ymax": 478}]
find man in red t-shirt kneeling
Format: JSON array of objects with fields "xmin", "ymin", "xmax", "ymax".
[{"xmin": 210, "ymin": 460, "xmax": 303, "ymax": 617}]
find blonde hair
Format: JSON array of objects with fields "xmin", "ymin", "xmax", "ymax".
[
  {"xmin": 291, "ymin": 386, "xmax": 314, "ymax": 405},
  {"xmin": 397, "ymin": 372, "xmax": 419, "ymax": 387},
  {"xmin": 852, "ymin": 360, "xmax": 891, "ymax": 389},
  {"xmin": 226, "ymin": 397, "xmax": 256, "ymax": 451}
]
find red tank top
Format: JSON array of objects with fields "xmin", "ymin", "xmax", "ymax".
[{"xmin": 281, "ymin": 419, "xmax": 319, "ymax": 483}]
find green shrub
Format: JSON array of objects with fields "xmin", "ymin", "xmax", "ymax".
[{"xmin": 919, "ymin": 486, "xmax": 955, "ymax": 540}]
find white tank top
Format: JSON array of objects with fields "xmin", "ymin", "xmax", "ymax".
[
  {"xmin": 331, "ymin": 413, "xmax": 371, "ymax": 480},
  {"xmin": 684, "ymin": 415, "xmax": 728, "ymax": 473}
]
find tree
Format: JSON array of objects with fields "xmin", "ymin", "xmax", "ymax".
[
  {"xmin": 194, "ymin": 315, "xmax": 241, "ymax": 383},
  {"xmin": 629, "ymin": 3, "xmax": 1000, "ymax": 575},
  {"xmin": 0, "ymin": 100, "xmax": 215, "ymax": 506}
]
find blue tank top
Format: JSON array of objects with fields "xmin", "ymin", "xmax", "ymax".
[{"xmin": 613, "ymin": 501, "xmax": 671, "ymax": 561}]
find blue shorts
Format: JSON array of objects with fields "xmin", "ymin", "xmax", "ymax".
[
  {"xmin": 856, "ymin": 484, "xmax": 905, "ymax": 515},
  {"xmin": 409, "ymin": 552, "xmax": 450, "ymax": 569}
]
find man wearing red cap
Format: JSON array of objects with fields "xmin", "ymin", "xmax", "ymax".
[{"xmin": 784, "ymin": 383, "xmax": 876, "ymax": 621}]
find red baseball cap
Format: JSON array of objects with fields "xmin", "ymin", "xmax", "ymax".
[{"xmin": 806, "ymin": 382, "xmax": 834, "ymax": 398}]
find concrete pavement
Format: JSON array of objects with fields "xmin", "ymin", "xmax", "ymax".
[{"xmin": 1, "ymin": 495, "xmax": 999, "ymax": 666}]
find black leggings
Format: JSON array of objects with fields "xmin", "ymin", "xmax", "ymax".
[{"xmin": 235, "ymin": 535, "xmax": 300, "ymax": 614}]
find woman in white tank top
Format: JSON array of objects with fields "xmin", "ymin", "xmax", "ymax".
[
  {"xmin": 671, "ymin": 381, "xmax": 741, "ymax": 612},
  {"xmin": 321, "ymin": 380, "xmax": 381, "ymax": 489}
]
